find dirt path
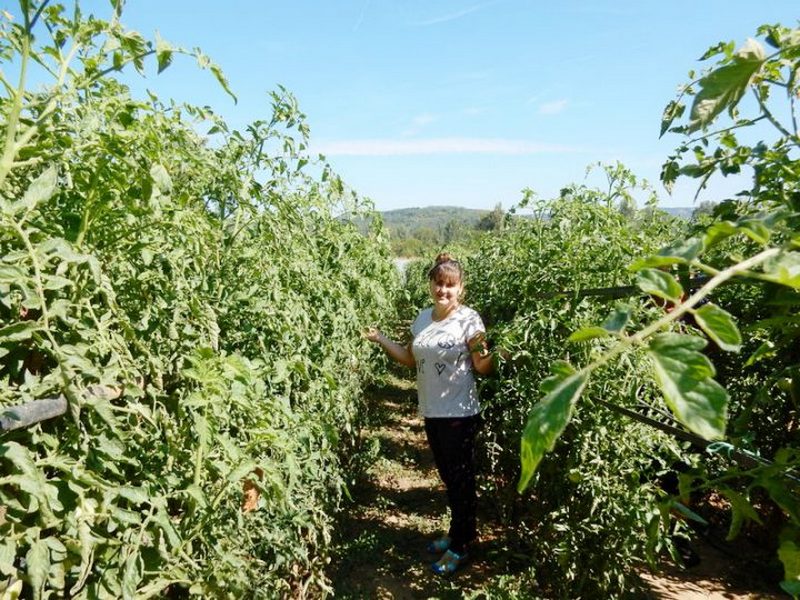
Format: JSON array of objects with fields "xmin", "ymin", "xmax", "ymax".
[{"xmin": 328, "ymin": 378, "xmax": 786, "ymax": 599}]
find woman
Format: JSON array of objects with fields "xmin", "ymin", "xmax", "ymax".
[{"xmin": 364, "ymin": 252, "xmax": 494, "ymax": 575}]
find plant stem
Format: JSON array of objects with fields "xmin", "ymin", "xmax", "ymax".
[
  {"xmin": 584, "ymin": 247, "xmax": 782, "ymax": 376},
  {"xmin": 0, "ymin": 22, "xmax": 30, "ymax": 189},
  {"xmin": 753, "ymin": 88, "xmax": 797, "ymax": 143}
]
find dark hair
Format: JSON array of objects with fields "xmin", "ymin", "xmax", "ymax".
[{"xmin": 427, "ymin": 252, "xmax": 463, "ymax": 284}]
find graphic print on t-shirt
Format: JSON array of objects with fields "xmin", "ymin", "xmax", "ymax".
[
  {"xmin": 437, "ymin": 334, "xmax": 457, "ymax": 349},
  {"xmin": 415, "ymin": 327, "xmax": 460, "ymax": 378}
]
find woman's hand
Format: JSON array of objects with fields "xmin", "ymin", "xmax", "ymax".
[
  {"xmin": 468, "ymin": 332, "xmax": 511, "ymax": 375},
  {"xmin": 468, "ymin": 332, "xmax": 488, "ymax": 355},
  {"xmin": 468, "ymin": 332, "xmax": 495, "ymax": 375},
  {"xmin": 362, "ymin": 326, "xmax": 382, "ymax": 344},
  {"xmin": 363, "ymin": 326, "xmax": 415, "ymax": 368}
]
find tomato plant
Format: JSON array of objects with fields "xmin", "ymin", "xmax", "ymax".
[
  {"xmin": 497, "ymin": 24, "xmax": 800, "ymax": 596},
  {"xmin": 0, "ymin": 2, "xmax": 397, "ymax": 597}
]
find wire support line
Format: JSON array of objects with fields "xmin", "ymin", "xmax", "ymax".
[
  {"xmin": 596, "ymin": 397, "xmax": 800, "ymax": 484},
  {"xmin": 536, "ymin": 275, "xmax": 713, "ymax": 301}
]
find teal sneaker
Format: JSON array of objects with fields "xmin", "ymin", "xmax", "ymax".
[
  {"xmin": 426, "ymin": 536, "xmax": 451, "ymax": 554},
  {"xmin": 431, "ymin": 549, "xmax": 468, "ymax": 575}
]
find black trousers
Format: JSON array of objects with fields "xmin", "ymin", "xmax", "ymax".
[{"xmin": 424, "ymin": 415, "xmax": 480, "ymax": 554}]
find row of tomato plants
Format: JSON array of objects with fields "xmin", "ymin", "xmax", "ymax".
[
  {"xmin": 0, "ymin": 3, "xmax": 398, "ymax": 598},
  {"xmin": 447, "ymin": 24, "xmax": 798, "ymax": 598}
]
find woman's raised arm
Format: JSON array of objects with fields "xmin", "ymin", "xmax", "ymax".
[{"xmin": 363, "ymin": 327, "xmax": 416, "ymax": 368}]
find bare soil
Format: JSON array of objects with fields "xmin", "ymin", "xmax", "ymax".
[{"xmin": 328, "ymin": 378, "xmax": 787, "ymax": 599}]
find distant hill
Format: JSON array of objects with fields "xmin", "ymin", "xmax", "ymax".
[
  {"xmin": 364, "ymin": 205, "xmax": 495, "ymax": 257},
  {"xmin": 661, "ymin": 206, "xmax": 695, "ymax": 219},
  {"xmin": 379, "ymin": 205, "xmax": 695, "ymax": 226},
  {"xmin": 361, "ymin": 205, "xmax": 697, "ymax": 257},
  {"xmin": 379, "ymin": 205, "xmax": 490, "ymax": 230}
]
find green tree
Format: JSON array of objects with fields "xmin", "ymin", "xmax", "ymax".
[
  {"xmin": 476, "ymin": 202, "xmax": 505, "ymax": 231},
  {"xmin": 442, "ymin": 217, "xmax": 465, "ymax": 243}
]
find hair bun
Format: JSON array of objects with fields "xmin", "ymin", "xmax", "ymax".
[
  {"xmin": 428, "ymin": 252, "xmax": 463, "ymax": 282},
  {"xmin": 435, "ymin": 252, "xmax": 453, "ymax": 265}
]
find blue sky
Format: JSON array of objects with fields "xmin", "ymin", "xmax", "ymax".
[{"xmin": 13, "ymin": 1, "xmax": 800, "ymax": 211}]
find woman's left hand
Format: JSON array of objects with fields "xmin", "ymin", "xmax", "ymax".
[{"xmin": 468, "ymin": 332, "xmax": 488, "ymax": 355}]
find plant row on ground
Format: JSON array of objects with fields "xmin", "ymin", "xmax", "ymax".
[{"xmin": 0, "ymin": 2, "xmax": 398, "ymax": 598}]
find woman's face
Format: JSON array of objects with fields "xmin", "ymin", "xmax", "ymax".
[{"xmin": 429, "ymin": 276, "xmax": 462, "ymax": 314}]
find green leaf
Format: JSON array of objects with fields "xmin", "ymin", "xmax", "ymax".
[
  {"xmin": 0, "ymin": 536, "xmax": 15, "ymax": 576},
  {"xmin": 183, "ymin": 484, "xmax": 208, "ymax": 509},
  {"xmin": 2, "ymin": 579, "xmax": 22, "ymax": 599},
  {"xmin": 0, "ymin": 321, "xmax": 41, "ymax": 343},
  {"xmin": 778, "ymin": 540, "xmax": 800, "ymax": 596},
  {"xmin": 141, "ymin": 248, "xmax": 154, "ymax": 266},
  {"xmin": 670, "ymin": 500, "xmax": 709, "ymax": 525},
  {"xmin": 227, "ymin": 460, "xmax": 258, "ymax": 484},
  {"xmin": 744, "ymin": 340, "xmax": 775, "ymax": 367},
  {"xmin": 660, "ymin": 100, "xmax": 686, "ymax": 137},
  {"xmin": 568, "ymin": 326, "xmax": 608, "ymax": 343},
  {"xmin": 118, "ymin": 486, "xmax": 149, "ymax": 505},
  {"xmin": 704, "ymin": 221, "xmax": 739, "ymax": 248},
  {"xmin": 687, "ymin": 39, "xmax": 766, "ymax": 132},
  {"xmin": 195, "ymin": 51, "xmax": 237, "ymax": 103},
  {"xmin": 699, "ymin": 40, "xmax": 735, "ymax": 61},
  {"xmin": 630, "ymin": 238, "xmax": 704, "ymax": 269},
  {"xmin": 720, "ymin": 490, "xmax": 761, "ymax": 541},
  {"xmin": 518, "ymin": 369, "xmax": 588, "ymax": 492},
  {"xmin": 693, "ymin": 303, "xmax": 742, "ymax": 352},
  {"xmin": 42, "ymin": 274, "xmax": 73, "ymax": 290},
  {"xmin": 636, "ymin": 268, "xmax": 684, "ymax": 301},
  {"xmin": 26, "ymin": 538, "xmax": 50, "ymax": 600},
  {"xmin": 106, "ymin": 504, "xmax": 140, "ymax": 529},
  {"xmin": 762, "ymin": 252, "xmax": 800, "ymax": 289},
  {"xmin": 677, "ymin": 472, "xmax": 694, "ymax": 504},
  {"xmin": 152, "ymin": 510, "xmax": 181, "ymax": 548},
  {"xmin": 0, "ymin": 443, "xmax": 62, "ymax": 521},
  {"xmin": 647, "ymin": 333, "xmax": 728, "ymax": 440},
  {"xmin": 70, "ymin": 517, "xmax": 95, "ymax": 596},
  {"xmin": 737, "ymin": 218, "xmax": 771, "ymax": 245},
  {"xmin": 601, "ymin": 305, "xmax": 631, "ymax": 334},
  {"xmin": 155, "ymin": 34, "xmax": 173, "ymax": 74},
  {"xmin": 540, "ymin": 360, "xmax": 576, "ymax": 393},
  {"xmin": 780, "ymin": 579, "xmax": 800, "ymax": 595},
  {"xmin": 149, "ymin": 163, "xmax": 172, "ymax": 194},
  {"xmin": 122, "ymin": 551, "xmax": 142, "ymax": 600},
  {"xmin": 661, "ymin": 159, "xmax": 680, "ymax": 194},
  {"xmin": 706, "ymin": 210, "xmax": 787, "ymax": 248},
  {"xmin": 759, "ymin": 477, "xmax": 800, "ymax": 523},
  {"xmin": 0, "ymin": 264, "xmax": 26, "ymax": 284},
  {"xmin": 194, "ymin": 413, "xmax": 211, "ymax": 450},
  {"xmin": 16, "ymin": 166, "xmax": 58, "ymax": 214}
]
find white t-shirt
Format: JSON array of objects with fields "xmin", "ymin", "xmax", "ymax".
[{"xmin": 410, "ymin": 305, "xmax": 485, "ymax": 418}]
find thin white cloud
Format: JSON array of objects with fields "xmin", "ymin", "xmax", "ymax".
[
  {"xmin": 402, "ymin": 113, "xmax": 437, "ymax": 136},
  {"xmin": 539, "ymin": 99, "xmax": 569, "ymax": 115},
  {"xmin": 414, "ymin": 1, "xmax": 499, "ymax": 26},
  {"xmin": 312, "ymin": 137, "xmax": 582, "ymax": 156}
]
